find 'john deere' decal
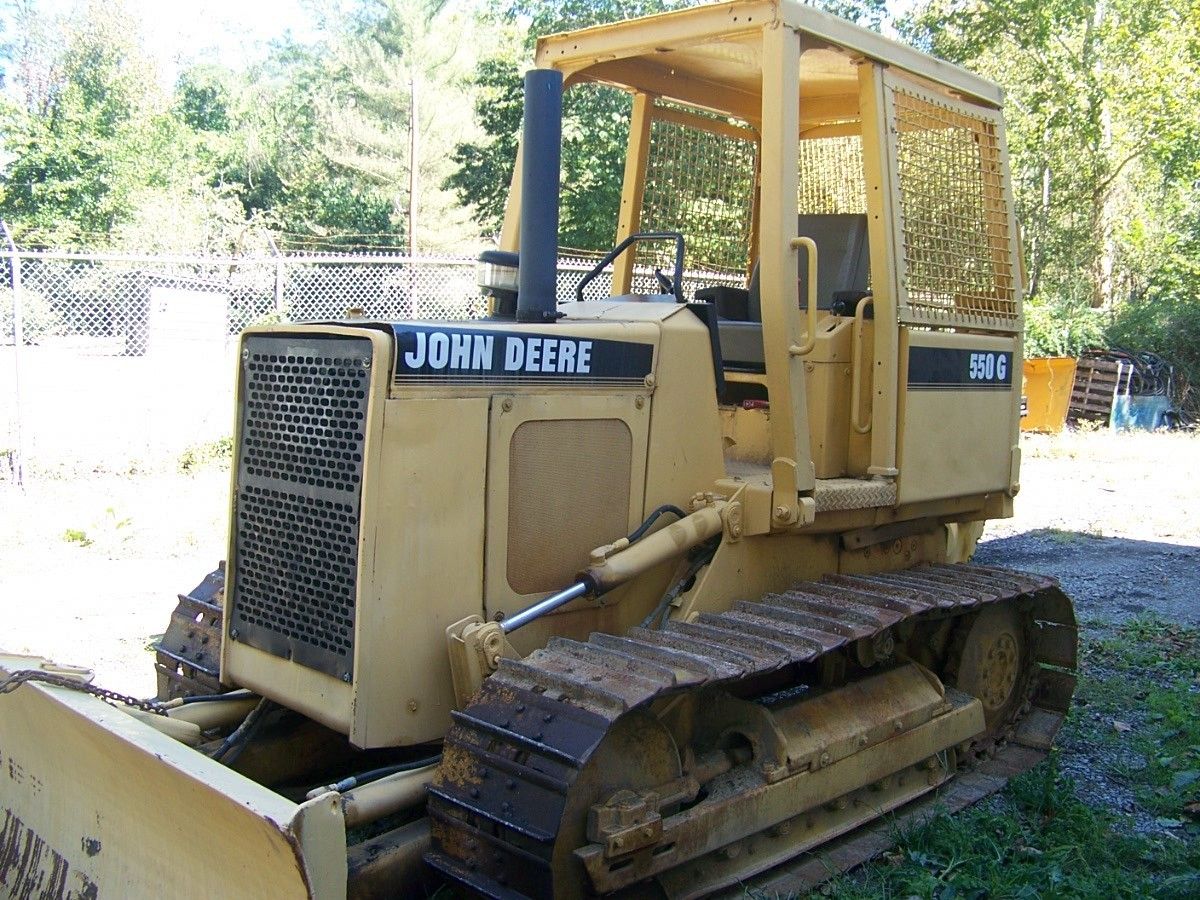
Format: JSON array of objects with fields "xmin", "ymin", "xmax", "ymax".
[
  {"xmin": 392, "ymin": 324, "xmax": 653, "ymax": 382},
  {"xmin": 908, "ymin": 346, "xmax": 1014, "ymax": 391}
]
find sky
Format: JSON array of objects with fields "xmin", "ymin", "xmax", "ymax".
[
  {"xmin": 5, "ymin": 0, "xmax": 920, "ymax": 92},
  {"xmin": 12, "ymin": 0, "xmax": 326, "ymax": 88}
]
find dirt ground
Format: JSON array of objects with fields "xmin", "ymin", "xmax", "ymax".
[
  {"xmin": 979, "ymin": 430, "xmax": 1200, "ymax": 628},
  {"xmin": 2, "ymin": 428, "xmax": 1197, "ymax": 698}
]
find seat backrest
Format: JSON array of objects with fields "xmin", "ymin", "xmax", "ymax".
[{"xmin": 747, "ymin": 213, "xmax": 870, "ymax": 320}]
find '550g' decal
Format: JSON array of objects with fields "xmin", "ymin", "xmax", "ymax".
[
  {"xmin": 968, "ymin": 351, "xmax": 1009, "ymax": 382},
  {"xmin": 908, "ymin": 346, "xmax": 1014, "ymax": 391}
]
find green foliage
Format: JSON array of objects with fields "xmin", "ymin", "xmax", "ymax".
[
  {"xmin": 446, "ymin": 64, "xmax": 633, "ymax": 251},
  {"xmin": 0, "ymin": 3, "xmax": 173, "ymax": 245},
  {"xmin": 822, "ymin": 762, "xmax": 1199, "ymax": 898},
  {"xmin": 177, "ymin": 435, "xmax": 233, "ymax": 473},
  {"xmin": 1076, "ymin": 618, "xmax": 1200, "ymax": 824},
  {"xmin": 0, "ymin": 1, "xmax": 459, "ymax": 252},
  {"xmin": 60, "ymin": 507, "xmax": 133, "ymax": 551},
  {"xmin": 61, "ymin": 527, "xmax": 92, "ymax": 547},
  {"xmin": 174, "ymin": 65, "xmax": 234, "ymax": 134},
  {"xmin": 0, "ymin": 0, "xmax": 905, "ymax": 255},
  {"xmin": 1107, "ymin": 296, "xmax": 1200, "ymax": 417},
  {"xmin": 809, "ymin": 0, "xmax": 888, "ymax": 30},
  {"xmin": 0, "ymin": 286, "xmax": 62, "ymax": 344},
  {"xmin": 446, "ymin": 1, "xmax": 895, "ymax": 250},
  {"xmin": 903, "ymin": 0, "xmax": 1200, "ymax": 410},
  {"xmin": 445, "ymin": 56, "xmax": 524, "ymax": 240},
  {"xmin": 214, "ymin": 42, "xmax": 399, "ymax": 250},
  {"xmin": 902, "ymin": 0, "xmax": 1200, "ymax": 316},
  {"xmin": 1106, "ymin": 195, "xmax": 1200, "ymax": 415},
  {"xmin": 1024, "ymin": 295, "xmax": 1107, "ymax": 359},
  {"xmin": 446, "ymin": 0, "xmax": 684, "ymax": 250}
]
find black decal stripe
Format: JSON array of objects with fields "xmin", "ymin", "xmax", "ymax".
[
  {"xmin": 392, "ymin": 324, "xmax": 654, "ymax": 382},
  {"xmin": 907, "ymin": 346, "xmax": 1013, "ymax": 389},
  {"xmin": 392, "ymin": 376, "xmax": 646, "ymax": 386},
  {"xmin": 908, "ymin": 383, "xmax": 1014, "ymax": 391}
]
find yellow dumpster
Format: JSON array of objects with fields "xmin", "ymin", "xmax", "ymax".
[{"xmin": 1021, "ymin": 357, "xmax": 1077, "ymax": 433}]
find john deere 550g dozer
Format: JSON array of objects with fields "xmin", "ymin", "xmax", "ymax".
[{"xmin": 1, "ymin": 2, "xmax": 1077, "ymax": 897}]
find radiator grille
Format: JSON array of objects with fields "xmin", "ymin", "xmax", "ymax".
[{"xmin": 229, "ymin": 334, "xmax": 371, "ymax": 680}]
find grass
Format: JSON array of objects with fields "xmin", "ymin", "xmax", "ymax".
[
  {"xmin": 1041, "ymin": 527, "xmax": 1102, "ymax": 544},
  {"xmin": 1078, "ymin": 618, "xmax": 1200, "ymax": 824},
  {"xmin": 59, "ymin": 506, "xmax": 132, "ymax": 551},
  {"xmin": 61, "ymin": 526, "xmax": 93, "ymax": 546},
  {"xmin": 812, "ymin": 618, "xmax": 1200, "ymax": 899},
  {"xmin": 177, "ymin": 435, "xmax": 233, "ymax": 473}
]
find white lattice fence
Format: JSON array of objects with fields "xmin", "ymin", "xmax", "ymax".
[{"xmin": 1, "ymin": 248, "xmax": 745, "ymax": 476}]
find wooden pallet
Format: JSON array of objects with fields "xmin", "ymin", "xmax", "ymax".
[{"xmin": 1068, "ymin": 358, "xmax": 1130, "ymax": 423}]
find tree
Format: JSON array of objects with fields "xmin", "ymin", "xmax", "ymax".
[
  {"xmin": 902, "ymin": 0, "xmax": 1200, "ymax": 312},
  {"xmin": 319, "ymin": 0, "xmax": 485, "ymax": 252},
  {"xmin": 168, "ymin": 41, "xmax": 398, "ymax": 252},
  {"xmin": 0, "ymin": 1, "xmax": 216, "ymax": 248}
]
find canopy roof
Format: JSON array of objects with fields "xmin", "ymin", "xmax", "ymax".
[{"xmin": 536, "ymin": 0, "xmax": 1002, "ymax": 122}]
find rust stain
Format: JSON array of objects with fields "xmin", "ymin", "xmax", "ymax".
[{"xmin": 434, "ymin": 744, "xmax": 483, "ymax": 790}]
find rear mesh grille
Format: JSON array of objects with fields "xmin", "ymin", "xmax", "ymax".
[{"xmin": 229, "ymin": 334, "xmax": 372, "ymax": 680}]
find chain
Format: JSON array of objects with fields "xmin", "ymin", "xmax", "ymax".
[{"xmin": 0, "ymin": 670, "xmax": 167, "ymax": 715}]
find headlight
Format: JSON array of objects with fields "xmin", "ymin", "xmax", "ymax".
[{"xmin": 477, "ymin": 250, "xmax": 519, "ymax": 293}]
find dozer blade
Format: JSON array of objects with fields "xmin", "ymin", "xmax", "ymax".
[{"xmin": 0, "ymin": 656, "xmax": 347, "ymax": 900}]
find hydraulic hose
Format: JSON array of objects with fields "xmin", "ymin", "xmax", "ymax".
[
  {"xmin": 639, "ymin": 539, "xmax": 719, "ymax": 629},
  {"xmin": 169, "ymin": 689, "xmax": 253, "ymax": 706},
  {"xmin": 327, "ymin": 756, "xmax": 442, "ymax": 794},
  {"xmin": 626, "ymin": 504, "xmax": 688, "ymax": 544},
  {"xmin": 211, "ymin": 696, "xmax": 274, "ymax": 765},
  {"xmin": 305, "ymin": 754, "xmax": 443, "ymax": 800}
]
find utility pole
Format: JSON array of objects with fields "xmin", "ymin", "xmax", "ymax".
[
  {"xmin": 2, "ymin": 220, "xmax": 25, "ymax": 487},
  {"xmin": 266, "ymin": 233, "xmax": 285, "ymax": 315},
  {"xmin": 409, "ymin": 75, "xmax": 419, "ymax": 259},
  {"xmin": 407, "ymin": 75, "xmax": 419, "ymax": 318}
]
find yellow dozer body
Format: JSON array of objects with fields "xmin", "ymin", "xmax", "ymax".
[{"xmin": 1, "ymin": 3, "xmax": 1077, "ymax": 898}]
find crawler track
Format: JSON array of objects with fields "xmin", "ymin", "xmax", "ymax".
[
  {"xmin": 425, "ymin": 563, "xmax": 1077, "ymax": 897},
  {"xmin": 154, "ymin": 565, "xmax": 226, "ymax": 700}
]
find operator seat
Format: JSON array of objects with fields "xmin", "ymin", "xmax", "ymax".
[{"xmin": 714, "ymin": 213, "xmax": 870, "ymax": 372}]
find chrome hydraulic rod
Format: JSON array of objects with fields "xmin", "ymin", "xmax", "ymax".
[{"xmin": 500, "ymin": 581, "xmax": 589, "ymax": 633}]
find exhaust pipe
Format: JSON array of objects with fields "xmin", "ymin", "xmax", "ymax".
[{"xmin": 517, "ymin": 68, "xmax": 563, "ymax": 323}]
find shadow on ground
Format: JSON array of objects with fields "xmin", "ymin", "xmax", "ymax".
[{"xmin": 975, "ymin": 530, "xmax": 1200, "ymax": 627}]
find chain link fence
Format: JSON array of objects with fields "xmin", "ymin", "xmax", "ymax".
[{"xmin": 1, "ymin": 243, "xmax": 742, "ymax": 478}]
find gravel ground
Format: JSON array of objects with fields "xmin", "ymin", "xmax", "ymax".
[{"xmin": 977, "ymin": 430, "xmax": 1200, "ymax": 628}]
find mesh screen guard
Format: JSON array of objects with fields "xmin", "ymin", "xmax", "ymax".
[
  {"xmin": 798, "ymin": 135, "xmax": 866, "ymax": 216},
  {"xmin": 229, "ymin": 334, "xmax": 371, "ymax": 680},
  {"xmin": 637, "ymin": 106, "xmax": 758, "ymax": 288},
  {"xmin": 887, "ymin": 79, "xmax": 1020, "ymax": 332}
]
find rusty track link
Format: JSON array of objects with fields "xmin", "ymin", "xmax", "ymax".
[
  {"xmin": 154, "ymin": 565, "xmax": 227, "ymax": 700},
  {"xmin": 425, "ymin": 564, "xmax": 1077, "ymax": 898}
]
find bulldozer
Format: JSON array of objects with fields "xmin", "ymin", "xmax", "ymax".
[{"xmin": 0, "ymin": 2, "xmax": 1077, "ymax": 897}]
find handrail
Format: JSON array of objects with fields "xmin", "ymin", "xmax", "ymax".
[
  {"xmin": 788, "ymin": 236, "xmax": 818, "ymax": 356},
  {"xmin": 575, "ymin": 231, "xmax": 685, "ymax": 303},
  {"xmin": 851, "ymin": 295, "xmax": 874, "ymax": 434}
]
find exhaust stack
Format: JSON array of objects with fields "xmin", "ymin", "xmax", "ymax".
[{"xmin": 516, "ymin": 68, "xmax": 563, "ymax": 323}]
